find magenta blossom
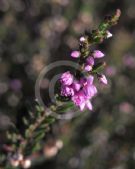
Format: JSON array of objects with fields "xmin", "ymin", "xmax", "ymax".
[
  {"xmin": 71, "ymin": 51, "xmax": 80, "ymax": 58},
  {"xmin": 61, "ymin": 85, "xmax": 74, "ymax": 97},
  {"xmin": 82, "ymin": 76, "xmax": 97, "ymax": 99},
  {"xmin": 71, "ymin": 92, "xmax": 93, "ymax": 111},
  {"xmin": 72, "ymin": 91, "xmax": 93, "ymax": 111},
  {"xmin": 60, "ymin": 71, "xmax": 73, "ymax": 86},
  {"xmin": 93, "ymin": 50, "xmax": 104, "ymax": 58},
  {"xmin": 71, "ymin": 75, "xmax": 97, "ymax": 111}
]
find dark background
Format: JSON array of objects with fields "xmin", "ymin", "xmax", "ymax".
[{"xmin": 0, "ymin": 0, "xmax": 135, "ymax": 169}]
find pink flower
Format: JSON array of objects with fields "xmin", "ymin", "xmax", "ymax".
[
  {"xmin": 61, "ymin": 85, "xmax": 74, "ymax": 97},
  {"xmin": 83, "ymin": 76, "xmax": 97, "ymax": 99},
  {"xmin": 72, "ymin": 91, "xmax": 85, "ymax": 109},
  {"xmin": 60, "ymin": 71, "xmax": 73, "ymax": 86},
  {"xmin": 72, "ymin": 91, "xmax": 93, "ymax": 111},
  {"xmin": 71, "ymin": 75, "xmax": 96, "ymax": 111},
  {"xmin": 71, "ymin": 51, "xmax": 80, "ymax": 58},
  {"xmin": 93, "ymin": 50, "xmax": 104, "ymax": 58},
  {"xmin": 86, "ymin": 56, "xmax": 94, "ymax": 65},
  {"xmin": 98, "ymin": 74, "xmax": 108, "ymax": 85}
]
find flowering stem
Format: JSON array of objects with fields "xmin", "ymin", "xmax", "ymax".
[{"xmin": 0, "ymin": 9, "xmax": 121, "ymax": 169}]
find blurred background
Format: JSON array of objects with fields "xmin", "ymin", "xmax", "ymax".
[{"xmin": 0, "ymin": 0, "xmax": 135, "ymax": 169}]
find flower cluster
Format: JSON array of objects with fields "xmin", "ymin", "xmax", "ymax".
[
  {"xmin": 60, "ymin": 72, "xmax": 97, "ymax": 111},
  {"xmin": 60, "ymin": 46, "xmax": 108, "ymax": 111}
]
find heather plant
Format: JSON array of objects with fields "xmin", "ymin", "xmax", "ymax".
[{"xmin": 0, "ymin": 9, "xmax": 121, "ymax": 169}]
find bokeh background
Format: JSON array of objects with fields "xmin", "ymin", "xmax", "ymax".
[{"xmin": 0, "ymin": 0, "xmax": 135, "ymax": 169}]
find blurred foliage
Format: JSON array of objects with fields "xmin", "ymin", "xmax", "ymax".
[{"xmin": 0, "ymin": 0, "xmax": 135, "ymax": 169}]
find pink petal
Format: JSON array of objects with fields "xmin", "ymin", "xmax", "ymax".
[
  {"xmin": 92, "ymin": 85, "xmax": 98, "ymax": 95},
  {"xmin": 86, "ymin": 100, "xmax": 93, "ymax": 110},
  {"xmin": 99, "ymin": 74, "xmax": 108, "ymax": 85},
  {"xmin": 79, "ymin": 102, "xmax": 85, "ymax": 111}
]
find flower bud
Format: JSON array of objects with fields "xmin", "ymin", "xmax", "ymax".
[
  {"xmin": 98, "ymin": 74, "xmax": 108, "ymax": 85},
  {"xmin": 71, "ymin": 51, "xmax": 80, "ymax": 58},
  {"xmin": 93, "ymin": 50, "xmax": 104, "ymax": 58},
  {"xmin": 84, "ymin": 65, "xmax": 92, "ymax": 72},
  {"xmin": 86, "ymin": 56, "xmax": 94, "ymax": 66},
  {"xmin": 116, "ymin": 9, "xmax": 121, "ymax": 18},
  {"xmin": 79, "ymin": 36, "xmax": 85, "ymax": 42},
  {"xmin": 106, "ymin": 31, "xmax": 112, "ymax": 38}
]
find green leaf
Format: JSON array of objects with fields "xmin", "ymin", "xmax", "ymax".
[
  {"xmin": 25, "ymin": 129, "xmax": 30, "ymax": 138},
  {"xmin": 99, "ymin": 23, "xmax": 109, "ymax": 32},
  {"xmin": 31, "ymin": 142, "xmax": 41, "ymax": 152},
  {"xmin": 12, "ymin": 133, "xmax": 18, "ymax": 143},
  {"xmin": 34, "ymin": 132, "xmax": 45, "ymax": 142},
  {"xmin": 56, "ymin": 102, "xmax": 74, "ymax": 113},
  {"xmin": 35, "ymin": 105, "xmax": 44, "ymax": 113},
  {"xmin": 6, "ymin": 131, "xmax": 12, "ymax": 140},
  {"xmin": 23, "ymin": 117, "xmax": 29, "ymax": 126},
  {"xmin": 29, "ymin": 111, "xmax": 34, "ymax": 119},
  {"xmin": 92, "ymin": 62, "xmax": 106, "ymax": 73},
  {"xmin": 44, "ymin": 116, "xmax": 55, "ymax": 124}
]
